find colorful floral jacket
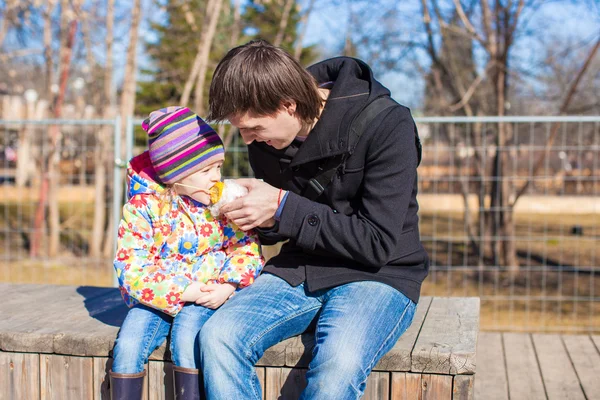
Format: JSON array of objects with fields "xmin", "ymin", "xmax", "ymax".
[{"xmin": 114, "ymin": 151, "xmax": 264, "ymax": 316}]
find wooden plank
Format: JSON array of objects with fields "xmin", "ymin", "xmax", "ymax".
[
  {"xmin": 284, "ymin": 333, "xmax": 314, "ymax": 368},
  {"xmin": 421, "ymin": 374, "xmax": 453, "ymax": 400},
  {"xmin": 256, "ymin": 367, "xmax": 265, "ymax": 400},
  {"xmin": 473, "ymin": 332, "xmax": 508, "ymax": 400},
  {"xmin": 452, "ymin": 375, "xmax": 474, "ymax": 400},
  {"xmin": 0, "ymin": 351, "xmax": 40, "ymax": 400},
  {"xmin": 562, "ymin": 335, "xmax": 600, "ymax": 399},
  {"xmin": 92, "ymin": 357, "xmax": 111, "ymax": 400},
  {"xmin": 362, "ymin": 372, "xmax": 390, "ymax": 400},
  {"xmin": 0, "ymin": 286, "xmax": 101, "ymax": 353},
  {"xmin": 532, "ymin": 334, "xmax": 585, "ymax": 400},
  {"xmin": 148, "ymin": 361, "xmax": 174, "ymax": 400},
  {"xmin": 256, "ymin": 338, "xmax": 288, "ymax": 367},
  {"xmin": 0, "ymin": 284, "xmax": 43, "ymax": 311},
  {"xmin": 391, "ymin": 372, "xmax": 422, "ymax": 400},
  {"xmin": 376, "ymin": 297, "xmax": 433, "ymax": 372},
  {"xmin": 503, "ymin": 333, "xmax": 545, "ymax": 400},
  {"xmin": 411, "ymin": 297, "xmax": 479, "ymax": 374},
  {"xmin": 264, "ymin": 367, "xmax": 307, "ymax": 400},
  {"xmin": 40, "ymin": 354, "xmax": 94, "ymax": 400},
  {"xmin": 0, "ymin": 285, "xmax": 76, "ymax": 332},
  {"xmin": 591, "ymin": 335, "xmax": 600, "ymax": 353},
  {"xmin": 1, "ymin": 286, "xmax": 127, "ymax": 357}
]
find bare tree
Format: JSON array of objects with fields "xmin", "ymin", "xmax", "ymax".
[
  {"xmin": 414, "ymin": 0, "xmax": 600, "ymax": 270},
  {"xmin": 31, "ymin": 0, "xmax": 80, "ymax": 257},
  {"xmin": 91, "ymin": 0, "xmax": 115, "ymax": 258},
  {"xmin": 294, "ymin": 0, "xmax": 316, "ymax": 60},
  {"xmin": 274, "ymin": 0, "xmax": 295, "ymax": 47},
  {"xmin": 180, "ymin": 0, "xmax": 224, "ymax": 114},
  {"xmin": 119, "ymin": 0, "xmax": 142, "ymax": 148}
]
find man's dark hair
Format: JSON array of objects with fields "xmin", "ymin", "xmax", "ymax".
[{"xmin": 208, "ymin": 40, "xmax": 322, "ymax": 122}]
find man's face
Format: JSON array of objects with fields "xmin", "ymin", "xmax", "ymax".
[{"xmin": 229, "ymin": 102, "xmax": 302, "ymax": 150}]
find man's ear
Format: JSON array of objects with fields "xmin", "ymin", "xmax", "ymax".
[{"xmin": 281, "ymin": 100, "xmax": 297, "ymax": 115}]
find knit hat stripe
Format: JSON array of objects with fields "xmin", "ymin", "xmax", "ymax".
[
  {"xmin": 143, "ymin": 106, "xmax": 224, "ymax": 184},
  {"xmin": 160, "ymin": 148, "xmax": 225, "ymax": 182},
  {"xmin": 154, "ymin": 134, "xmax": 222, "ymax": 171},
  {"xmin": 147, "ymin": 108, "xmax": 193, "ymax": 137},
  {"xmin": 150, "ymin": 120, "xmax": 214, "ymax": 159},
  {"xmin": 148, "ymin": 114, "xmax": 196, "ymax": 145},
  {"xmin": 153, "ymin": 131, "xmax": 221, "ymax": 166},
  {"xmin": 149, "ymin": 122, "xmax": 201, "ymax": 159}
]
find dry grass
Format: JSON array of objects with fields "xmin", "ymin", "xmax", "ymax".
[
  {"xmin": 423, "ymin": 270, "xmax": 600, "ymax": 333},
  {"xmin": 1, "ymin": 188, "xmax": 598, "ymax": 333}
]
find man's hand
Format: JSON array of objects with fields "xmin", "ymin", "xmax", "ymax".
[
  {"xmin": 220, "ymin": 178, "xmax": 279, "ymax": 231},
  {"xmin": 195, "ymin": 282, "xmax": 237, "ymax": 309}
]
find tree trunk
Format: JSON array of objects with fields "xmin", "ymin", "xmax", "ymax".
[
  {"xmin": 44, "ymin": 1, "xmax": 56, "ymax": 102},
  {"xmin": 181, "ymin": 0, "xmax": 216, "ymax": 108},
  {"xmin": 229, "ymin": 0, "xmax": 241, "ymax": 47},
  {"xmin": 31, "ymin": 0, "xmax": 78, "ymax": 257},
  {"xmin": 293, "ymin": 0, "xmax": 315, "ymax": 60},
  {"xmin": 91, "ymin": 0, "xmax": 115, "ymax": 258},
  {"xmin": 48, "ymin": 17, "xmax": 78, "ymax": 257},
  {"xmin": 274, "ymin": 0, "xmax": 295, "ymax": 47},
  {"xmin": 192, "ymin": 0, "xmax": 224, "ymax": 115},
  {"xmin": 119, "ymin": 0, "xmax": 142, "ymax": 158}
]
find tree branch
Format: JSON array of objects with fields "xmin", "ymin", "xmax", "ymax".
[{"xmin": 513, "ymin": 37, "xmax": 600, "ymax": 204}]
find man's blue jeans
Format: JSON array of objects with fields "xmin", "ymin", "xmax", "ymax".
[
  {"xmin": 200, "ymin": 273, "xmax": 416, "ymax": 400},
  {"xmin": 112, "ymin": 303, "xmax": 214, "ymax": 373}
]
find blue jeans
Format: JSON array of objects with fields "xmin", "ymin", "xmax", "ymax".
[
  {"xmin": 200, "ymin": 273, "xmax": 416, "ymax": 400},
  {"xmin": 112, "ymin": 303, "xmax": 215, "ymax": 373}
]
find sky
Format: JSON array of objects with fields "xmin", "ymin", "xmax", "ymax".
[
  {"xmin": 299, "ymin": 0, "xmax": 600, "ymax": 110},
  {"xmin": 3, "ymin": 0, "xmax": 599, "ymax": 112}
]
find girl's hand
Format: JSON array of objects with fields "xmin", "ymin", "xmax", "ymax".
[
  {"xmin": 220, "ymin": 178, "xmax": 279, "ymax": 231},
  {"xmin": 195, "ymin": 282, "xmax": 237, "ymax": 309},
  {"xmin": 181, "ymin": 282, "xmax": 208, "ymax": 302}
]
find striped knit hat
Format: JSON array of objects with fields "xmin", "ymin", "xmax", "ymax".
[{"xmin": 142, "ymin": 106, "xmax": 224, "ymax": 185}]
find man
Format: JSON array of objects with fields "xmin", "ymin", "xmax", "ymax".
[{"xmin": 199, "ymin": 40, "xmax": 428, "ymax": 400}]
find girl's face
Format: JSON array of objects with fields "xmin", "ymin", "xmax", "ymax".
[{"xmin": 174, "ymin": 161, "xmax": 223, "ymax": 204}]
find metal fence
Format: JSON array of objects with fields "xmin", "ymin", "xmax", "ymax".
[{"xmin": 1, "ymin": 116, "xmax": 598, "ymax": 333}]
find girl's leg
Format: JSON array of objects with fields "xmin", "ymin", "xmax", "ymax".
[
  {"xmin": 170, "ymin": 303, "xmax": 215, "ymax": 368},
  {"xmin": 112, "ymin": 304, "xmax": 172, "ymax": 373},
  {"xmin": 170, "ymin": 304, "xmax": 215, "ymax": 400}
]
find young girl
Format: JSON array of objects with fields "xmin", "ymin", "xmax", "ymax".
[{"xmin": 110, "ymin": 106, "xmax": 264, "ymax": 400}]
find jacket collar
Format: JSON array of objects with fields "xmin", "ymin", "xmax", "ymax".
[{"xmin": 289, "ymin": 57, "xmax": 388, "ymax": 167}]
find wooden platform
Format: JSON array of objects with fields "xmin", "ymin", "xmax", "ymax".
[
  {"xmin": 475, "ymin": 332, "xmax": 600, "ymax": 400},
  {"xmin": 0, "ymin": 283, "xmax": 480, "ymax": 399}
]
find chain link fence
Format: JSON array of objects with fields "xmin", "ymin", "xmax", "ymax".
[{"xmin": 1, "ymin": 116, "xmax": 599, "ymax": 333}]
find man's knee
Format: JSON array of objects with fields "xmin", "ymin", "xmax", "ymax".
[
  {"xmin": 305, "ymin": 347, "xmax": 367, "ymax": 397},
  {"xmin": 199, "ymin": 313, "xmax": 245, "ymax": 356}
]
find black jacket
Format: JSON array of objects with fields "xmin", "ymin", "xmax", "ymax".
[{"xmin": 249, "ymin": 57, "xmax": 429, "ymax": 303}]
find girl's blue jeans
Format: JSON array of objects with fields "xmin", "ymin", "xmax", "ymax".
[
  {"xmin": 111, "ymin": 303, "xmax": 214, "ymax": 373},
  {"xmin": 200, "ymin": 273, "xmax": 417, "ymax": 400}
]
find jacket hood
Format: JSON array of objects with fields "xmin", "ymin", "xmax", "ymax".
[
  {"xmin": 127, "ymin": 151, "xmax": 165, "ymax": 198},
  {"xmin": 288, "ymin": 57, "xmax": 393, "ymax": 167}
]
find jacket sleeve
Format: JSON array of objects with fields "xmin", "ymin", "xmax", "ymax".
[
  {"xmin": 114, "ymin": 194, "xmax": 191, "ymax": 316},
  {"xmin": 216, "ymin": 218, "xmax": 264, "ymax": 288},
  {"xmin": 276, "ymin": 108, "xmax": 419, "ymax": 268}
]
